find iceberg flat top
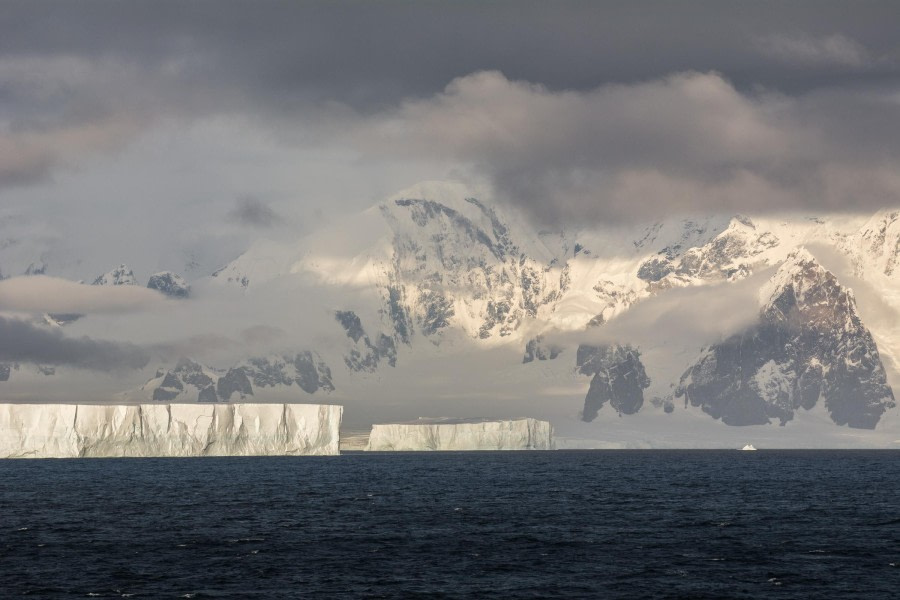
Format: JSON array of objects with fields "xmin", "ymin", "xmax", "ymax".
[{"xmin": 0, "ymin": 402, "xmax": 342, "ymax": 458}]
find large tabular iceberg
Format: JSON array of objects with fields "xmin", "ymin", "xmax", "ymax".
[
  {"xmin": 365, "ymin": 417, "xmax": 554, "ymax": 451},
  {"xmin": 0, "ymin": 403, "xmax": 342, "ymax": 458}
]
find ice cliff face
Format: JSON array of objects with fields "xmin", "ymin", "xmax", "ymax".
[
  {"xmin": 0, "ymin": 403, "xmax": 342, "ymax": 458},
  {"xmin": 676, "ymin": 250, "xmax": 895, "ymax": 428},
  {"xmin": 143, "ymin": 355, "xmax": 335, "ymax": 402},
  {"xmin": 365, "ymin": 417, "xmax": 554, "ymax": 451}
]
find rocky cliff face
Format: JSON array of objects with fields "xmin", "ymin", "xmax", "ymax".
[
  {"xmin": 147, "ymin": 271, "xmax": 190, "ymax": 298},
  {"xmin": 378, "ymin": 191, "xmax": 564, "ymax": 343},
  {"xmin": 334, "ymin": 310, "xmax": 397, "ymax": 372},
  {"xmin": 676, "ymin": 250, "xmax": 895, "ymax": 428},
  {"xmin": 577, "ymin": 344, "xmax": 651, "ymax": 420},
  {"xmin": 636, "ymin": 216, "xmax": 779, "ymax": 288}
]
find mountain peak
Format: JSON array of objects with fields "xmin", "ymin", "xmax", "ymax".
[
  {"xmin": 385, "ymin": 180, "xmax": 487, "ymax": 208},
  {"xmin": 92, "ymin": 264, "xmax": 137, "ymax": 286},
  {"xmin": 758, "ymin": 248, "xmax": 824, "ymax": 307},
  {"xmin": 147, "ymin": 271, "xmax": 190, "ymax": 298}
]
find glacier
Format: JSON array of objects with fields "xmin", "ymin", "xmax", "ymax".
[
  {"xmin": 0, "ymin": 403, "xmax": 342, "ymax": 458},
  {"xmin": 365, "ymin": 417, "xmax": 554, "ymax": 451}
]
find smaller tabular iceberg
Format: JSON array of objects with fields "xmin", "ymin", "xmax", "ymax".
[
  {"xmin": 365, "ymin": 417, "xmax": 554, "ymax": 451},
  {"xmin": 0, "ymin": 403, "xmax": 342, "ymax": 458}
]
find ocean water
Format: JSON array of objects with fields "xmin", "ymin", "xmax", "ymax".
[{"xmin": 1, "ymin": 451, "xmax": 899, "ymax": 599}]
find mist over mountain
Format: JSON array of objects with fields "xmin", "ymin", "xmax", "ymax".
[
  {"xmin": 3, "ymin": 2, "xmax": 900, "ymax": 447},
  {"xmin": 2, "ymin": 180, "xmax": 899, "ymax": 446}
]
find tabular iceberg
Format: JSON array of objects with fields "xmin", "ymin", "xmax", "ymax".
[
  {"xmin": 0, "ymin": 403, "xmax": 342, "ymax": 458},
  {"xmin": 365, "ymin": 417, "xmax": 554, "ymax": 451}
]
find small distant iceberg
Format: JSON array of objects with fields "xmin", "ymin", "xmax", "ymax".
[
  {"xmin": 365, "ymin": 417, "xmax": 554, "ymax": 451},
  {"xmin": 741, "ymin": 444, "xmax": 758, "ymax": 451}
]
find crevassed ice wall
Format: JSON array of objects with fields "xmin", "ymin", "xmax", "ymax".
[
  {"xmin": 0, "ymin": 403, "xmax": 342, "ymax": 458},
  {"xmin": 365, "ymin": 418, "xmax": 554, "ymax": 451}
]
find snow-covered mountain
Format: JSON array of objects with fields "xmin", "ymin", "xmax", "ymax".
[
  {"xmin": 147, "ymin": 271, "xmax": 190, "ymax": 298},
  {"xmin": 92, "ymin": 264, "xmax": 138, "ymax": 286},
  {"xmin": 677, "ymin": 250, "xmax": 894, "ymax": 428},
  {"xmin": 140, "ymin": 355, "xmax": 334, "ymax": 403},
  {"xmin": 5, "ymin": 180, "xmax": 900, "ymax": 445}
]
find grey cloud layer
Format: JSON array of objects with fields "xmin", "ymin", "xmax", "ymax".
[
  {"xmin": 228, "ymin": 197, "xmax": 281, "ymax": 228},
  {"xmin": 0, "ymin": 276, "xmax": 167, "ymax": 315},
  {"xmin": 361, "ymin": 70, "xmax": 900, "ymax": 223},
  {"xmin": 1, "ymin": 1, "xmax": 900, "ymax": 221},
  {"xmin": 0, "ymin": 316, "xmax": 150, "ymax": 371}
]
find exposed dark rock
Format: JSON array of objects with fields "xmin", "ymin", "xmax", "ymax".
[
  {"xmin": 676, "ymin": 250, "xmax": 895, "ymax": 428},
  {"xmin": 336, "ymin": 310, "xmax": 398, "ymax": 372},
  {"xmin": 147, "ymin": 272, "xmax": 190, "ymax": 298},
  {"xmin": 523, "ymin": 336, "xmax": 562, "ymax": 363},
  {"xmin": 246, "ymin": 357, "xmax": 294, "ymax": 388},
  {"xmin": 420, "ymin": 291, "xmax": 454, "ymax": 336},
  {"xmin": 173, "ymin": 358, "xmax": 214, "ymax": 389},
  {"xmin": 479, "ymin": 299, "xmax": 513, "ymax": 338},
  {"xmin": 291, "ymin": 351, "xmax": 334, "ymax": 394},
  {"xmin": 216, "ymin": 367, "xmax": 253, "ymax": 400},
  {"xmin": 198, "ymin": 385, "xmax": 218, "ymax": 403},
  {"xmin": 637, "ymin": 256, "xmax": 673, "ymax": 282},
  {"xmin": 152, "ymin": 371, "xmax": 183, "ymax": 401},
  {"xmin": 335, "ymin": 310, "xmax": 366, "ymax": 343},
  {"xmin": 146, "ymin": 351, "xmax": 335, "ymax": 401},
  {"xmin": 92, "ymin": 264, "xmax": 137, "ymax": 286},
  {"xmin": 578, "ymin": 345, "xmax": 651, "ymax": 420},
  {"xmin": 387, "ymin": 286, "xmax": 412, "ymax": 344}
]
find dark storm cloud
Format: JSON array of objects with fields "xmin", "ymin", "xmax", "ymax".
[
  {"xmin": 228, "ymin": 197, "xmax": 280, "ymax": 228},
  {"xmin": 3, "ymin": 0, "xmax": 898, "ymax": 105},
  {"xmin": 0, "ymin": 316, "xmax": 150, "ymax": 371},
  {"xmin": 2, "ymin": 0, "xmax": 900, "ymax": 220},
  {"xmin": 361, "ymin": 70, "xmax": 900, "ymax": 223}
]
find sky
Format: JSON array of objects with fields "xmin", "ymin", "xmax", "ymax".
[
  {"xmin": 3, "ymin": 1, "xmax": 900, "ymax": 240},
  {"xmin": 2, "ymin": 1, "xmax": 900, "ymax": 404}
]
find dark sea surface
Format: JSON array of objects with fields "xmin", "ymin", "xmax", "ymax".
[{"xmin": 2, "ymin": 451, "xmax": 900, "ymax": 599}]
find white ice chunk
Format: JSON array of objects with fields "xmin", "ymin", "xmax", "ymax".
[{"xmin": 365, "ymin": 417, "xmax": 554, "ymax": 451}]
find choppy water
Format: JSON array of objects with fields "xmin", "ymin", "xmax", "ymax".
[{"xmin": 1, "ymin": 451, "xmax": 900, "ymax": 598}]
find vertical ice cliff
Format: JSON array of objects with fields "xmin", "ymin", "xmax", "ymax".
[
  {"xmin": 0, "ymin": 403, "xmax": 342, "ymax": 458},
  {"xmin": 365, "ymin": 417, "xmax": 554, "ymax": 451}
]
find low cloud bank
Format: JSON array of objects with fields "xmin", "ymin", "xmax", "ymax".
[
  {"xmin": 0, "ymin": 275, "xmax": 166, "ymax": 315},
  {"xmin": 0, "ymin": 316, "xmax": 150, "ymax": 371}
]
